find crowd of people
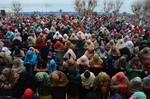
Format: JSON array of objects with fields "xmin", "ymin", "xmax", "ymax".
[{"xmin": 0, "ymin": 14, "xmax": 150, "ymax": 99}]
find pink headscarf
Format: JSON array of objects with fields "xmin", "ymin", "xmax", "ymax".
[
  {"xmin": 84, "ymin": 48, "xmax": 95, "ymax": 59},
  {"xmin": 13, "ymin": 33, "xmax": 22, "ymax": 42}
]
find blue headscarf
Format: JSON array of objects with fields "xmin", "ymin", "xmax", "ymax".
[
  {"xmin": 49, "ymin": 59, "xmax": 57, "ymax": 74},
  {"xmin": 5, "ymin": 31, "xmax": 14, "ymax": 41},
  {"xmin": 24, "ymin": 50, "xmax": 37, "ymax": 67},
  {"xmin": 36, "ymin": 26, "xmax": 42, "ymax": 34}
]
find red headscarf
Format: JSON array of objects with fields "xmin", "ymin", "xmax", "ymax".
[
  {"xmin": 112, "ymin": 72, "xmax": 129, "ymax": 97},
  {"xmin": 143, "ymin": 60, "xmax": 150, "ymax": 74},
  {"xmin": 35, "ymin": 36, "xmax": 46, "ymax": 51},
  {"xmin": 54, "ymin": 41, "xmax": 64, "ymax": 51},
  {"xmin": 24, "ymin": 88, "xmax": 34, "ymax": 99}
]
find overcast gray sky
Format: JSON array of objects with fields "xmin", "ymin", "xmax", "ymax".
[{"xmin": 0, "ymin": 0, "xmax": 137, "ymax": 13}]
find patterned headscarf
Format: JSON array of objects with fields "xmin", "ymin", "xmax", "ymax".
[
  {"xmin": 50, "ymin": 70, "xmax": 68, "ymax": 87},
  {"xmin": 12, "ymin": 58, "xmax": 26, "ymax": 74},
  {"xmin": 35, "ymin": 72, "xmax": 50, "ymax": 86},
  {"xmin": 0, "ymin": 68, "xmax": 19, "ymax": 84},
  {"xmin": 89, "ymin": 54, "xmax": 103, "ymax": 67},
  {"xmin": 98, "ymin": 72, "xmax": 110, "ymax": 96}
]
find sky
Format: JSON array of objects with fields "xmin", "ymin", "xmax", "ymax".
[{"xmin": 0, "ymin": 0, "xmax": 138, "ymax": 13}]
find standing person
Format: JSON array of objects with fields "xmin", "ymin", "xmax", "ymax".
[
  {"xmin": 0, "ymin": 68, "xmax": 19, "ymax": 98},
  {"xmin": 67, "ymin": 67, "xmax": 82, "ymax": 99},
  {"xmin": 93, "ymin": 72, "xmax": 110, "ymax": 99},
  {"xmin": 35, "ymin": 72, "xmax": 51, "ymax": 99},
  {"xmin": 80, "ymin": 70, "xmax": 96, "ymax": 99},
  {"xmin": 12, "ymin": 58, "xmax": 26, "ymax": 74},
  {"xmin": 110, "ymin": 72, "xmax": 129, "ymax": 99},
  {"xmin": 129, "ymin": 77, "xmax": 142, "ymax": 96},
  {"xmin": 17, "ymin": 66, "xmax": 36, "ymax": 99},
  {"xmin": 49, "ymin": 59, "xmax": 57, "ymax": 74},
  {"xmin": 77, "ymin": 55, "xmax": 90, "ymax": 74},
  {"xmin": 141, "ymin": 60, "xmax": 150, "ymax": 78},
  {"xmin": 114, "ymin": 56, "xmax": 127, "ymax": 73},
  {"xmin": 50, "ymin": 70, "xmax": 68, "ymax": 99},
  {"xmin": 35, "ymin": 33, "xmax": 46, "ymax": 51},
  {"xmin": 89, "ymin": 54, "xmax": 103, "ymax": 76},
  {"xmin": 24, "ymin": 50, "xmax": 37, "ymax": 76},
  {"xmin": 126, "ymin": 56, "xmax": 144, "ymax": 80}
]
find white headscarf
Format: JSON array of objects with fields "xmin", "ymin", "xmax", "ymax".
[
  {"xmin": 12, "ymin": 58, "xmax": 26, "ymax": 74},
  {"xmin": 125, "ymin": 41, "xmax": 134, "ymax": 49},
  {"xmin": 63, "ymin": 34, "xmax": 69, "ymax": 42},
  {"xmin": 63, "ymin": 49, "xmax": 76, "ymax": 60},
  {"xmin": 53, "ymin": 31, "xmax": 63, "ymax": 39},
  {"xmin": 81, "ymin": 71, "xmax": 95, "ymax": 87},
  {"xmin": 2, "ymin": 47, "xmax": 11, "ymax": 56}
]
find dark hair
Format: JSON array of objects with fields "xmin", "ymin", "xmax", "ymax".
[
  {"xmin": 14, "ymin": 48, "xmax": 21, "ymax": 55},
  {"xmin": 84, "ymin": 70, "xmax": 90, "ymax": 78}
]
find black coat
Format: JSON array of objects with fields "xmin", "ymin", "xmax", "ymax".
[
  {"xmin": 51, "ymin": 87, "xmax": 67, "ymax": 99},
  {"xmin": 67, "ymin": 74, "xmax": 82, "ymax": 97},
  {"xmin": 15, "ymin": 71, "xmax": 36, "ymax": 99}
]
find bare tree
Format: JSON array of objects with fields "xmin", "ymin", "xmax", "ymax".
[
  {"xmin": 75, "ymin": 0, "xmax": 82, "ymax": 14},
  {"xmin": 74, "ymin": 0, "xmax": 97, "ymax": 15},
  {"xmin": 143, "ymin": 0, "xmax": 150, "ymax": 15},
  {"xmin": 131, "ymin": 1, "xmax": 143, "ymax": 17},
  {"xmin": 103, "ymin": 0, "xmax": 123, "ymax": 16},
  {"xmin": 131, "ymin": 0, "xmax": 150, "ymax": 26},
  {"xmin": 112, "ymin": 0, "xmax": 123, "ymax": 15},
  {"xmin": 103, "ymin": 0, "xmax": 113, "ymax": 14},
  {"xmin": 12, "ymin": 1, "xmax": 22, "ymax": 13}
]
